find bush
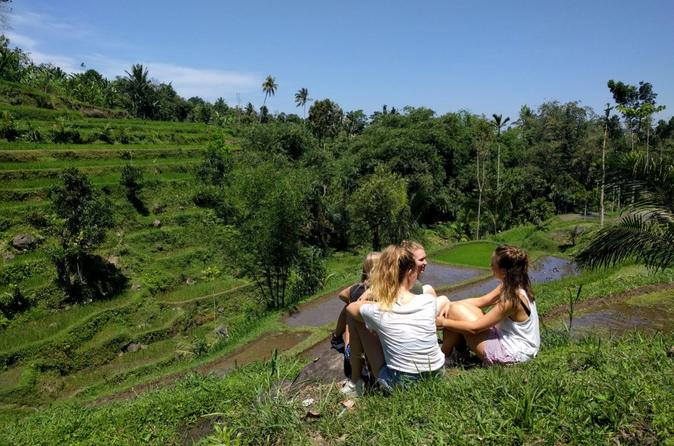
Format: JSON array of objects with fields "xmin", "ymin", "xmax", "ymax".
[
  {"xmin": 288, "ymin": 246, "xmax": 327, "ymax": 303},
  {"xmin": 50, "ymin": 118, "xmax": 82, "ymax": 144},
  {"xmin": 192, "ymin": 186, "xmax": 222, "ymax": 208},
  {"xmin": 98, "ymin": 124, "xmax": 115, "ymax": 144},
  {"xmin": 0, "ymin": 112, "xmax": 21, "ymax": 141},
  {"xmin": 0, "ymin": 217, "xmax": 10, "ymax": 232},
  {"xmin": 0, "ymin": 285, "xmax": 30, "ymax": 319}
]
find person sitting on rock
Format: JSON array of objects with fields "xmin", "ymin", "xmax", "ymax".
[
  {"xmin": 331, "ymin": 252, "xmax": 381, "ymax": 395},
  {"xmin": 346, "ymin": 245, "xmax": 448, "ymax": 394}
]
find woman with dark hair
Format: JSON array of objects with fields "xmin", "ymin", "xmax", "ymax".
[{"xmin": 436, "ymin": 245, "xmax": 540, "ymax": 365}]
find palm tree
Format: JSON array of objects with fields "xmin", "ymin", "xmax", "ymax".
[
  {"xmin": 261, "ymin": 75, "xmax": 277, "ymax": 106},
  {"xmin": 576, "ymin": 152, "xmax": 674, "ymax": 271},
  {"xmin": 294, "ymin": 87, "xmax": 310, "ymax": 118},
  {"xmin": 123, "ymin": 64, "xmax": 153, "ymax": 118},
  {"xmin": 492, "ymin": 114, "xmax": 510, "ymax": 190}
]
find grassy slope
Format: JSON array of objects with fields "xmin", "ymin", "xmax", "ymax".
[{"xmin": 0, "ymin": 332, "xmax": 671, "ymax": 445}]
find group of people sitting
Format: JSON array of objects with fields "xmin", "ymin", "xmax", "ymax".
[{"xmin": 330, "ymin": 241, "xmax": 540, "ymax": 396}]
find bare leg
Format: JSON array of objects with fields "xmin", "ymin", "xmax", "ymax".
[
  {"xmin": 347, "ymin": 317, "xmax": 363, "ymax": 384},
  {"xmin": 347, "ymin": 316, "xmax": 384, "ymax": 379},
  {"xmin": 334, "ymin": 306, "xmax": 347, "ymax": 337},
  {"xmin": 444, "ymin": 302, "xmax": 492, "ymax": 361}
]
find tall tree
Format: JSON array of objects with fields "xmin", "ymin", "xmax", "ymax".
[
  {"xmin": 294, "ymin": 87, "xmax": 310, "ymax": 118},
  {"xmin": 600, "ymin": 104, "xmax": 612, "ymax": 227},
  {"xmin": 121, "ymin": 64, "xmax": 156, "ymax": 118},
  {"xmin": 261, "ymin": 75, "xmax": 278, "ymax": 106},
  {"xmin": 349, "ymin": 166, "xmax": 410, "ymax": 250},
  {"xmin": 492, "ymin": 114, "xmax": 510, "ymax": 190},
  {"xmin": 608, "ymin": 80, "xmax": 661, "ymax": 153},
  {"xmin": 49, "ymin": 168, "xmax": 116, "ymax": 300},
  {"xmin": 474, "ymin": 120, "xmax": 492, "ymax": 240},
  {"xmin": 308, "ymin": 98, "xmax": 343, "ymax": 140}
]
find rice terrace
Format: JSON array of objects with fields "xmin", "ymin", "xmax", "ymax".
[{"xmin": 0, "ymin": 1, "xmax": 673, "ymax": 445}]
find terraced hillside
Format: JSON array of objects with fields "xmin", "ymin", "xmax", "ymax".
[{"xmin": 0, "ymin": 91, "xmax": 273, "ymax": 410}]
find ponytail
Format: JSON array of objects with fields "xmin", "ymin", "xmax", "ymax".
[
  {"xmin": 493, "ymin": 245, "xmax": 534, "ymax": 307},
  {"xmin": 370, "ymin": 245, "xmax": 416, "ymax": 310}
]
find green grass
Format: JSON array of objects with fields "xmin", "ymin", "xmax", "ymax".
[
  {"xmin": 534, "ymin": 264, "xmax": 674, "ymax": 317},
  {"xmin": 0, "ymin": 332, "xmax": 671, "ymax": 445},
  {"xmin": 433, "ymin": 241, "xmax": 498, "ymax": 268}
]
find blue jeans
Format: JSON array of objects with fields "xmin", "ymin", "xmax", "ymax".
[{"xmin": 376, "ymin": 365, "xmax": 442, "ymax": 394}]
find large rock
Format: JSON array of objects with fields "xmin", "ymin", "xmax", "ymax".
[
  {"xmin": 152, "ymin": 219, "xmax": 162, "ymax": 228},
  {"xmin": 123, "ymin": 342, "xmax": 146, "ymax": 353},
  {"xmin": 12, "ymin": 233, "xmax": 37, "ymax": 251},
  {"xmin": 294, "ymin": 338, "xmax": 346, "ymax": 386}
]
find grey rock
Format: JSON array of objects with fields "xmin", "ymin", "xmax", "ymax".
[
  {"xmin": 107, "ymin": 255, "xmax": 120, "ymax": 267},
  {"xmin": 11, "ymin": 233, "xmax": 36, "ymax": 251},
  {"xmin": 131, "ymin": 283, "xmax": 142, "ymax": 291},
  {"xmin": 2, "ymin": 252, "xmax": 15, "ymax": 261},
  {"xmin": 152, "ymin": 219, "xmax": 161, "ymax": 228},
  {"xmin": 124, "ymin": 342, "xmax": 146, "ymax": 353},
  {"xmin": 186, "ymin": 277, "xmax": 196, "ymax": 286},
  {"xmin": 214, "ymin": 325, "xmax": 229, "ymax": 338}
]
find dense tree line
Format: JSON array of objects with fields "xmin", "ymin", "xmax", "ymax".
[{"xmin": 3, "ymin": 35, "xmax": 673, "ymax": 309}]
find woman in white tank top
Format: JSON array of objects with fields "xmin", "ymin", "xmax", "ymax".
[{"xmin": 435, "ymin": 245, "xmax": 540, "ymax": 365}]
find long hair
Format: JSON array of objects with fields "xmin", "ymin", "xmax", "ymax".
[
  {"xmin": 369, "ymin": 245, "xmax": 417, "ymax": 310},
  {"xmin": 361, "ymin": 251, "xmax": 381, "ymax": 286},
  {"xmin": 400, "ymin": 240, "xmax": 423, "ymax": 252},
  {"xmin": 493, "ymin": 245, "xmax": 534, "ymax": 307}
]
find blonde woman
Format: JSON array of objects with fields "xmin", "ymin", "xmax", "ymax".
[{"xmin": 347, "ymin": 245, "xmax": 447, "ymax": 393}]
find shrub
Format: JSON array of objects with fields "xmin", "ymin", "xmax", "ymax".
[
  {"xmin": 0, "ymin": 112, "xmax": 21, "ymax": 141},
  {"xmin": 287, "ymin": 246, "xmax": 326, "ymax": 303},
  {"xmin": 50, "ymin": 118, "xmax": 82, "ymax": 144},
  {"xmin": 0, "ymin": 285, "xmax": 30, "ymax": 319}
]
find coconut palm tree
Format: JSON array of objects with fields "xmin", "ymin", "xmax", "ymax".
[
  {"xmin": 576, "ymin": 152, "xmax": 674, "ymax": 271},
  {"xmin": 261, "ymin": 75, "xmax": 277, "ymax": 106},
  {"xmin": 492, "ymin": 114, "xmax": 510, "ymax": 190},
  {"xmin": 122, "ymin": 64, "xmax": 154, "ymax": 118},
  {"xmin": 294, "ymin": 87, "xmax": 310, "ymax": 118}
]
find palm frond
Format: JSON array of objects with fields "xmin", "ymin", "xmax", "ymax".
[{"xmin": 576, "ymin": 212, "xmax": 674, "ymax": 271}]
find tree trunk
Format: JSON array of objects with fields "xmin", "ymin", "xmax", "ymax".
[
  {"xmin": 496, "ymin": 141, "xmax": 501, "ymax": 190},
  {"xmin": 476, "ymin": 191, "xmax": 482, "ymax": 240},
  {"xmin": 600, "ymin": 117, "xmax": 608, "ymax": 227},
  {"xmin": 645, "ymin": 120, "xmax": 650, "ymax": 164}
]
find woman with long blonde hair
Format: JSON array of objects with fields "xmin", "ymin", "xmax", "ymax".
[{"xmin": 347, "ymin": 244, "xmax": 447, "ymax": 392}]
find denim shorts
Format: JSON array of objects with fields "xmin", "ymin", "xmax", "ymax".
[{"xmin": 376, "ymin": 365, "xmax": 442, "ymax": 394}]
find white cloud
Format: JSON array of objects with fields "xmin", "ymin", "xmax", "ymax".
[
  {"xmin": 11, "ymin": 11, "xmax": 88, "ymax": 35},
  {"xmin": 4, "ymin": 30, "xmax": 83, "ymax": 73},
  {"xmin": 90, "ymin": 56, "xmax": 259, "ymax": 101},
  {"xmin": 148, "ymin": 63, "xmax": 259, "ymax": 100},
  {"xmin": 5, "ymin": 9, "xmax": 259, "ymax": 102}
]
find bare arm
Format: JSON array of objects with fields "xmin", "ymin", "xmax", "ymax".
[
  {"xmin": 460, "ymin": 283, "xmax": 503, "ymax": 308},
  {"xmin": 338, "ymin": 286, "xmax": 351, "ymax": 304},
  {"xmin": 436, "ymin": 299, "xmax": 514, "ymax": 335},
  {"xmin": 346, "ymin": 300, "xmax": 369, "ymax": 322},
  {"xmin": 423, "ymin": 284, "xmax": 437, "ymax": 297},
  {"xmin": 435, "ymin": 295, "xmax": 451, "ymax": 317}
]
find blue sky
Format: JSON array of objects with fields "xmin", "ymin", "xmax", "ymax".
[{"xmin": 4, "ymin": 0, "xmax": 674, "ymax": 121}]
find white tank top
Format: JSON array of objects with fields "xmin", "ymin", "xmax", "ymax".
[{"xmin": 497, "ymin": 289, "xmax": 540, "ymax": 362}]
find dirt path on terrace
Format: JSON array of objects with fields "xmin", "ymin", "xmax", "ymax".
[
  {"xmin": 542, "ymin": 282, "xmax": 674, "ymax": 321},
  {"xmin": 88, "ymin": 330, "xmax": 310, "ymax": 407}
]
